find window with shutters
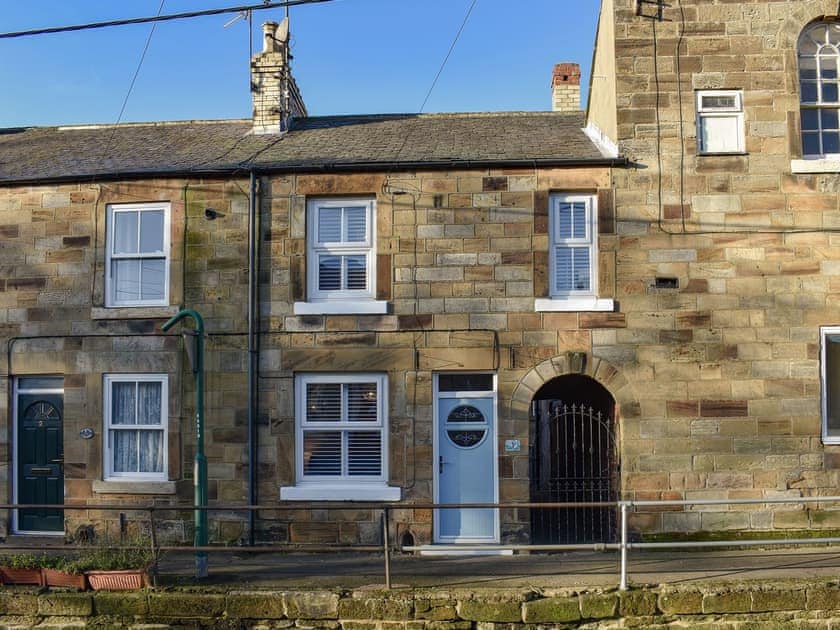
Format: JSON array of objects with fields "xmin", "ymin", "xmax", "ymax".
[
  {"xmin": 295, "ymin": 198, "xmax": 387, "ymax": 315},
  {"xmin": 105, "ymin": 203, "xmax": 170, "ymax": 307},
  {"xmin": 281, "ymin": 373, "xmax": 400, "ymax": 500}
]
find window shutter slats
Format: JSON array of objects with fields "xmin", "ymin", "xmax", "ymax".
[
  {"xmin": 345, "ymin": 255, "xmax": 368, "ymax": 290},
  {"xmin": 302, "ymin": 431, "xmax": 342, "ymax": 475},
  {"xmin": 318, "ymin": 207, "xmax": 342, "ymax": 243},
  {"xmin": 306, "ymin": 383, "xmax": 341, "ymax": 422},
  {"xmin": 344, "ymin": 206, "xmax": 367, "ymax": 242},
  {"xmin": 347, "ymin": 383, "xmax": 377, "ymax": 422},
  {"xmin": 347, "ymin": 431, "xmax": 382, "ymax": 476}
]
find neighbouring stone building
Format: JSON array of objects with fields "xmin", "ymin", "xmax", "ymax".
[
  {"xmin": 0, "ymin": 19, "xmax": 629, "ymax": 547},
  {"xmin": 585, "ymin": 0, "xmax": 840, "ymax": 534}
]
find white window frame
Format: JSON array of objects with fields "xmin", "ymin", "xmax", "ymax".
[
  {"xmin": 105, "ymin": 202, "xmax": 170, "ymax": 308},
  {"xmin": 281, "ymin": 373, "xmax": 399, "ymax": 501},
  {"xmin": 103, "ymin": 374, "xmax": 168, "ymax": 482},
  {"xmin": 821, "ymin": 327, "xmax": 840, "ymax": 444},
  {"xmin": 305, "ymin": 197, "xmax": 377, "ymax": 300},
  {"xmin": 696, "ymin": 90, "xmax": 745, "ymax": 155},
  {"xmin": 798, "ymin": 22, "xmax": 840, "ymax": 160},
  {"xmin": 535, "ymin": 193, "xmax": 612, "ymax": 313}
]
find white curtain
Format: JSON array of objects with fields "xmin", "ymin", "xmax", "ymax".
[{"xmin": 112, "ymin": 381, "xmax": 163, "ymax": 473}]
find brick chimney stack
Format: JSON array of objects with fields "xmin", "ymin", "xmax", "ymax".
[
  {"xmin": 551, "ymin": 63, "xmax": 581, "ymax": 112},
  {"xmin": 251, "ymin": 19, "xmax": 307, "ymax": 134}
]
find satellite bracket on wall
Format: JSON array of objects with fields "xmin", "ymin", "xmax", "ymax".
[{"xmin": 635, "ymin": 0, "xmax": 667, "ymax": 21}]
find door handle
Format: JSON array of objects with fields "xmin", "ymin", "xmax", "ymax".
[{"xmin": 439, "ymin": 456, "xmax": 445, "ymax": 474}]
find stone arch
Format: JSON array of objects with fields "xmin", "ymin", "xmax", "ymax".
[
  {"xmin": 507, "ymin": 353, "xmax": 638, "ymax": 426},
  {"xmin": 779, "ymin": 1, "xmax": 839, "ymax": 50}
]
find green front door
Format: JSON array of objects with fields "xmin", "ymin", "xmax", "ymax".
[{"xmin": 17, "ymin": 389, "xmax": 64, "ymax": 532}]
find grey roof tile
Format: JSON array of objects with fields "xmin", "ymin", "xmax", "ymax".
[{"xmin": 0, "ymin": 111, "xmax": 610, "ymax": 183}]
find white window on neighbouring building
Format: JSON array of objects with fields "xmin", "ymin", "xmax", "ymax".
[
  {"xmin": 105, "ymin": 202, "xmax": 170, "ymax": 307},
  {"xmin": 103, "ymin": 374, "xmax": 168, "ymax": 481},
  {"xmin": 280, "ymin": 373, "xmax": 399, "ymax": 500},
  {"xmin": 799, "ymin": 22, "xmax": 840, "ymax": 158},
  {"xmin": 821, "ymin": 327, "xmax": 840, "ymax": 443},
  {"xmin": 696, "ymin": 90, "xmax": 745, "ymax": 154}
]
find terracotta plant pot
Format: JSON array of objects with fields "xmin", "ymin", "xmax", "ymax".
[
  {"xmin": 0, "ymin": 567, "xmax": 43, "ymax": 586},
  {"xmin": 85, "ymin": 569, "xmax": 149, "ymax": 591},
  {"xmin": 42, "ymin": 568, "xmax": 87, "ymax": 590}
]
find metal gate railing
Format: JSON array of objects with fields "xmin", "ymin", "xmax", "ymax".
[{"xmin": 530, "ymin": 401, "xmax": 617, "ymax": 544}]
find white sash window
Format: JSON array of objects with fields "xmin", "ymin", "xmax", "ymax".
[
  {"xmin": 104, "ymin": 374, "xmax": 168, "ymax": 481},
  {"xmin": 105, "ymin": 203, "xmax": 170, "ymax": 307},
  {"xmin": 549, "ymin": 194, "xmax": 597, "ymax": 298},
  {"xmin": 307, "ymin": 199, "xmax": 375, "ymax": 301}
]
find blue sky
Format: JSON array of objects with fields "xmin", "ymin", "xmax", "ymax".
[{"xmin": 0, "ymin": 1, "xmax": 601, "ymax": 127}]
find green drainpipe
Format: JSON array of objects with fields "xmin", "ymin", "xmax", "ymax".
[{"xmin": 162, "ymin": 309, "xmax": 208, "ymax": 579}]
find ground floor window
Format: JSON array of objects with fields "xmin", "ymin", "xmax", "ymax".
[
  {"xmin": 103, "ymin": 374, "xmax": 168, "ymax": 480},
  {"xmin": 281, "ymin": 373, "xmax": 399, "ymax": 501},
  {"xmin": 821, "ymin": 327, "xmax": 840, "ymax": 443}
]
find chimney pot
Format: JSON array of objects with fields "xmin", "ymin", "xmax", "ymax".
[{"xmin": 262, "ymin": 21, "xmax": 279, "ymax": 53}]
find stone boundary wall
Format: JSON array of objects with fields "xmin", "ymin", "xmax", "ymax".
[{"xmin": 5, "ymin": 580, "xmax": 840, "ymax": 627}]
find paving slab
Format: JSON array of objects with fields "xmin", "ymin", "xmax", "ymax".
[{"xmin": 154, "ymin": 547, "xmax": 840, "ymax": 590}]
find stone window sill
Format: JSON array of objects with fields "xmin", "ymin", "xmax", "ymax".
[
  {"xmin": 535, "ymin": 298, "xmax": 615, "ymax": 312},
  {"xmin": 93, "ymin": 480, "xmax": 177, "ymax": 495},
  {"xmin": 791, "ymin": 158, "xmax": 840, "ymax": 173},
  {"xmin": 91, "ymin": 305, "xmax": 180, "ymax": 320},
  {"xmin": 293, "ymin": 300, "xmax": 389, "ymax": 315},
  {"xmin": 280, "ymin": 484, "xmax": 401, "ymax": 501}
]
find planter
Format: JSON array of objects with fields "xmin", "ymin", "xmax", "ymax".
[
  {"xmin": 85, "ymin": 569, "xmax": 149, "ymax": 591},
  {"xmin": 42, "ymin": 568, "xmax": 87, "ymax": 590},
  {"xmin": 0, "ymin": 567, "xmax": 43, "ymax": 586}
]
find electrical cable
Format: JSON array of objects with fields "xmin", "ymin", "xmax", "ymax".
[
  {"xmin": 0, "ymin": 0, "xmax": 336, "ymax": 40},
  {"xmin": 103, "ymin": 0, "xmax": 166, "ymax": 163},
  {"xmin": 418, "ymin": 0, "xmax": 478, "ymax": 114},
  {"xmin": 383, "ymin": 0, "xmax": 479, "ymax": 196}
]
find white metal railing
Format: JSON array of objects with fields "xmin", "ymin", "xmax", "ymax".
[{"xmin": 399, "ymin": 496, "xmax": 840, "ymax": 590}]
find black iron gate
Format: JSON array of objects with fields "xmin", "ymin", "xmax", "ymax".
[{"xmin": 530, "ymin": 399, "xmax": 617, "ymax": 544}]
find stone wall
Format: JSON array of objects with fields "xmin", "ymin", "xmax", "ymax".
[
  {"xmin": 5, "ymin": 580, "xmax": 840, "ymax": 627},
  {"xmin": 590, "ymin": 0, "xmax": 840, "ymax": 532},
  {"xmin": 0, "ymin": 165, "xmax": 628, "ymax": 544}
]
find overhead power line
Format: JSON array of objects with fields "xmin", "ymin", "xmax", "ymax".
[{"xmin": 0, "ymin": 0, "xmax": 335, "ymax": 40}]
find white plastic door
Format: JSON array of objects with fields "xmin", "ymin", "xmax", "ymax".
[{"xmin": 436, "ymin": 395, "xmax": 497, "ymax": 542}]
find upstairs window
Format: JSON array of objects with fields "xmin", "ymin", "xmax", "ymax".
[
  {"xmin": 105, "ymin": 203, "xmax": 170, "ymax": 307},
  {"xmin": 799, "ymin": 22, "xmax": 840, "ymax": 158},
  {"xmin": 696, "ymin": 90, "xmax": 745, "ymax": 154},
  {"xmin": 549, "ymin": 194, "xmax": 597, "ymax": 298},
  {"xmin": 306, "ymin": 198, "xmax": 375, "ymax": 302}
]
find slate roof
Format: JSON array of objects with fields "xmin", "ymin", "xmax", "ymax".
[{"xmin": 0, "ymin": 111, "xmax": 617, "ymax": 184}]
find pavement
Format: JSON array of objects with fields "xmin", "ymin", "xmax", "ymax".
[{"xmin": 154, "ymin": 546, "xmax": 840, "ymax": 590}]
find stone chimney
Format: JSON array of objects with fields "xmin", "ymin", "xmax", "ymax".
[
  {"xmin": 551, "ymin": 63, "xmax": 581, "ymax": 112},
  {"xmin": 251, "ymin": 19, "xmax": 307, "ymax": 134}
]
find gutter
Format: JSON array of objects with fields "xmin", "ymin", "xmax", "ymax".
[
  {"xmin": 0, "ymin": 156, "xmax": 630, "ymax": 186},
  {"xmin": 247, "ymin": 171, "xmax": 259, "ymax": 546}
]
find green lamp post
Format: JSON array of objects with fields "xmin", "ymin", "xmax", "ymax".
[{"xmin": 162, "ymin": 309, "xmax": 208, "ymax": 579}]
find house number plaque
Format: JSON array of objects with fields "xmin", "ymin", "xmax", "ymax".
[{"xmin": 79, "ymin": 428, "xmax": 94, "ymax": 439}]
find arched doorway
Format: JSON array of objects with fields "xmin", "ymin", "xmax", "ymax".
[{"xmin": 529, "ymin": 374, "xmax": 617, "ymax": 544}]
